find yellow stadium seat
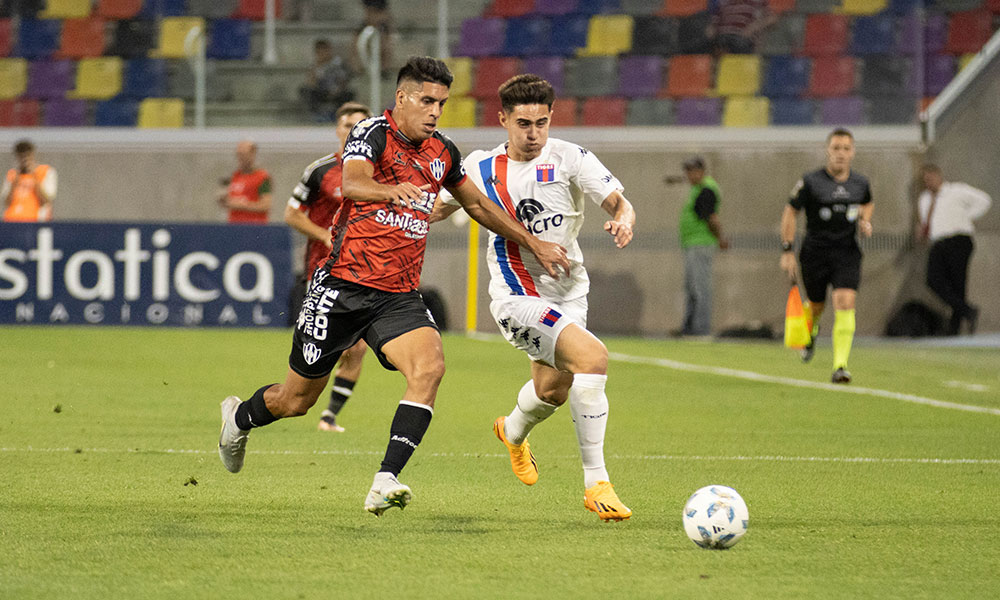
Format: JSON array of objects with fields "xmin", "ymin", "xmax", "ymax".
[
  {"xmin": 0, "ymin": 59, "xmax": 28, "ymax": 99},
  {"xmin": 958, "ymin": 53, "xmax": 975, "ymax": 72},
  {"xmin": 72, "ymin": 57, "xmax": 123, "ymax": 99},
  {"xmin": 40, "ymin": 0, "xmax": 92, "ymax": 18},
  {"xmin": 716, "ymin": 55, "xmax": 761, "ymax": 96},
  {"xmin": 437, "ymin": 96, "xmax": 477, "ymax": 128},
  {"xmin": 838, "ymin": 0, "xmax": 887, "ymax": 14},
  {"xmin": 446, "ymin": 57, "xmax": 473, "ymax": 98},
  {"xmin": 578, "ymin": 15, "xmax": 634, "ymax": 56},
  {"xmin": 723, "ymin": 97, "xmax": 769, "ymax": 127},
  {"xmin": 153, "ymin": 17, "xmax": 206, "ymax": 59},
  {"xmin": 138, "ymin": 98, "xmax": 185, "ymax": 128}
]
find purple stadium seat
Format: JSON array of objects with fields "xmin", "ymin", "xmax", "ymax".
[
  {"xmin": 533, "ymin": 0, "xmax": 578, "ymax": 14},
  {"xmin": 820, "ymin": 97, "xmax": 864, "ymax": 125},
  {"xmin": 43, "ymin": 98, "xmax": 87, "ymax": 126},
  {"xmin": 674, "ymin": 97, "xmax": 721, "ymax": 125},
  {"xmin": 522, "ymin": 56, "xmax": 566, "ymax": 94},
  {"xmin": 456, "ymin": 18, "xmax": 505, "ymax": 57},
  {"xmin": 924, "ymin": 54, "xmax": 955, "ymax": 96},
  {"xmin": 924, "ymin": 14, "xmax": 948, "ymax": 55},
  {"xmin": 26, "ymin": 59, "xmax": 74, "ymax": 99},
  {"xmin": 617, "ymin": 55, "xmax": 662, "ymax": 98}
]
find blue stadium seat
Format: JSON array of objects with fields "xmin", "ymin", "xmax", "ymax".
[
  {"xmin": 501, "ymin": 17, "xmax": 551, "ymax": 57},
  {"xmin": 770, "ymin": 98, "xmax": 815, "ymax": 124},
  {"xmin": 122, "ymin": 58, "xmax": 166, "ymax": 98},
  {"xmin": 95, "ymin": 98, "xmax": 139, "ymax": 126},
  {"xmin": 575, "ymin": 0, "xmax": 622, "ymax": 14},
  {"xmin": 207, "ymin": 18, "xmax": 251, "ymax": 60},
  {"xmin": 762, "ymin": 56, "xmax": 810, "ymax": 98},
  {"xmin": 850, "ymin": 14, "xmax": 894, "ymax": 55},
  {"xmin": 140, "ymin": 0, "xmax": 187, "ymax": 17},
  {"xmin": 16, "ymin": 19, "xmax": 61, "ymax": 59},
  {"xmin": 546, "ymin": 14, "xmax": 589, "ymax": 55}
]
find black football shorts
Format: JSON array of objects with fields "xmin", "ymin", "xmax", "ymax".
[{"xmin": 799, "ymin": 242, "xmax": 862, "ymax": 304}]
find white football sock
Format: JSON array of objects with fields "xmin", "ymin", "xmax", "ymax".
[
  {"xmin": 504, "ymin": 380, "xmax": 558, "ymax": 445},
  {"xmin": 569, "ymin": 373, "xmax": 610, "ymax": 488}
]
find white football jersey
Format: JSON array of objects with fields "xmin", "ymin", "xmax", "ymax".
[{"xmin": 456, "ymin": 138, "xmax": 623, "ymax": 302}]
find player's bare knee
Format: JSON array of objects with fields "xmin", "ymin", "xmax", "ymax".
[
  {"xmin": 407, "ymin": 357, "xmax": 446, "ymax": 390},
  {"xmin": 574, "ymin": 340, "xmax": 608, "ymax": 375}
]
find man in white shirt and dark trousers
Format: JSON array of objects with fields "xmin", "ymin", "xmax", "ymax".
[{"xmin": 917, "ymin": 164, "xmax": 992, "ymax": 335}]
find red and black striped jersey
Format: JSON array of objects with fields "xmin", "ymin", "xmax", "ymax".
[
  {"xmin": 327, "ymin": 109, "xmax": 466, "ymax": 292},
  {"xmin": 288, "ymin": 152, "xmax": 344, "ymax": 276}
]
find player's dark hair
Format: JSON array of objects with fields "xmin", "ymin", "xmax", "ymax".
[
  {"xmin": 498, "ymin": 74, "xmax": 555, "ymax": 113},
  {"xmin": 827, "ymin": 127, "xmax": 854, "ymax": 142},
  {"xmin": 13, "ymin": 139, "xmax": 34, "ymax": 154},
  {"xmin": 396, "ymin": 56, "xmax": 453, "ymax": 88},
  {"xmin": 920, "ymin": 163, "xmax": 942, "ymax": 175},
  {"xmin": 335, "ymin": 101, "xmax": 373, "ymax": 122}
]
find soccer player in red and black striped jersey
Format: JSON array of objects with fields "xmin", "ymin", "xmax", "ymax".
[
  {"xmin": 284, "ymin": 101, "xmax": 373, "ymax": 434},
  {"xmin": 218, "ymin": 56, "xmax": 570, "ymax": 517}
]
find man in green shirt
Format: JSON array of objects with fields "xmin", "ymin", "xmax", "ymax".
[{"xmin": 678, "ymin": 156, "xmax": 728, "ymax": 336}]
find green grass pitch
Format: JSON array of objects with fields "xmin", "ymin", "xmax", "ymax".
[{"xmin": 2, "ymin": 326, "xmax": 998, "ymax": 599}]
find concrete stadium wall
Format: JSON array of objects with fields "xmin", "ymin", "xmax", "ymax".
[{"xmin": 2, "ymin": 126, "xmax": 965, "ymax": 337}]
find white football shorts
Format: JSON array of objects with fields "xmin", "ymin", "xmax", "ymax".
[{"xmin": 489, "ymin": 295, "xmax": 588, "ymax": 365}]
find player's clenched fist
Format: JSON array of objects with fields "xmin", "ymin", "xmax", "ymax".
[{"xmin": 603, "ymin": 220, "xmax": 633, "ymax": 248}]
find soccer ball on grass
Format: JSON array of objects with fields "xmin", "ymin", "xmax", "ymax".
[{"xmin": 682, "ymin": 485, "xmax": 749, "ymax": 549}]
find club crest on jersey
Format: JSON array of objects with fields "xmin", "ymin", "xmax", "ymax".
[
  {"xmin": 536, "ymin": 164, "xmax": 555, "ymax": 183},
  {"xmin": 539, "ymin": 308, "xmax": 562, "ymax": 327},
  {"xmin": 430, "ymin": 158, "xmax": 446, "ymax": 181}
]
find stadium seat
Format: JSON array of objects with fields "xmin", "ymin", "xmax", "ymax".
[
  {"xmin": 522, "ymin": 56, "xmax": 565, "ymax": 94},
  {"xmin": 72, "ymin": 56, "xmax": 122, "ymax": 99},
  {"xmin": 663, "ymin": 54, "xmax": 711, "ymax": 97},
  {"xmin": 924, "ymin": 54, "xmax": 955, "ymax": 96},
  {"xmin": 546, "ymin": 14, "xmax": 590, "ymax": 55},
  {"xmin": 723, "ymin": 97, "xmax": 769, "ymax": 127},
  {"xmin": 861, "ymin": 56, "xmax": 915, "ymax": 97},
  {"xmin": 437, "ymin": 96, "xmax": 476, "ymax": 129},
  {"xmin": 820, "ymin": 96, "xmax": 864, "ymax": 125},
  {"xmin": 923, "ymin": 14, "xmax": 948, "ymax": 56},
  {"xmin": 0, "ymin": 58, "xmax": 28, "ymax": 99},
  {"xmin": 96, "ymin": 0, "xmax": 142, "ymax": 19},
  {"xmin": 478, "ymin": 96, "xmax": 503, "ymax": 127},
  {"xmin": 715, "ymin": 55, "xmax": 761, "ymax": 96},
  {"xmin": 795, "ymin": 0, "xmax": 837, "ymax": 12},
  {"xmin": 138, "ymin": 97, "xmax": 184, "ymax": 127},
  {"xmin": 139, "ymin": 0, "xmax": 187, "ymax": 17},
  {"xmin": 620, "ymin": 0, "xmax": 662, "ymax": 15},
  {"xmin": 625, "ymin": 97, "xmax": 673, "ymax": 124},
  {"xmin": 770, "ymin": 98, "xmax": 815, "ymax": 124},
  {"xmin": 990, "ymin": 0, "xmax": 1000, "ymax": 13},
  {"xmin": 945, "ymin": 10, "xmax": 993, "ymax": 55},
  {"xmin": 0, "ymin": 98, "xmax": 41, "ymax": 126},
  {"xmin": 674, "ymin": 97, "xmax": 721, "ymax": 125},
  {"xmin": 575, "ymin": 0, "xmax": 623, "ymax": 15},
  {"xmin": 122, "ymin": 58, "xmax": 166, "ymax": 98},
  {"xmin": 803, "ymin": 14, "xmax": 847, "ymax": 56},
  {"xmin": 632, "ymin": 16, "xmax": 679, "ymax": 56},
  {"xmin": 896, "ymin": 13, "xmax": 948, "ymax": 55},
  {"xmin": 55, "ymin": 17, "xmax": 105, "ymax": 59},
  {"xmin": 581, "ymin": 96, "xmax": 626, "ymax": 126},
  {"xmin": 153, "ymin": 17, "xmax": 206, "ymax": 59},
  {"xmin": 189, "ymin": 0, "xmax": 238, "ymax": 18},
  {"xmin": 866, "ymin": 96, "xmax": 916, "ymax": 124},
  {"xmin": 0, "ymin": 19, "xmax": 11, "ymax": 57},
  {"xmin": 107, "ymin": 20, "xmax": 157, "ymax": 58},
  {"xmin": 768, "ymin": 0, "xmax": 796, "ymax": 13},
  {"xmin": 232, "ymin": 0, "xmax": 282, "ymax": 19},
  {"xmin": 207, "ymin": 18, "xmax": 251, "ymax": 60},
  {"xmin": 676, "ymin": 12, "xmax": 712, "ymax": 54},
  {"xmin": 578, "ymin": 14, "xmax": 634, "ymax": 56},
  {"xmin": 657, "ymin": 0, "xmax": 707, "ymax": 17},
  {"xmin": 935, "ymin": 0, "xmax": 985, "ymax": 11},
  {"xmin": 487, "ymin": 0, "xmax": 534, "ymax": 17},
  {"xmin": 758, "ymin": 13, "xmax": 804, "ymax": 55},
  {"xmin": 456, "ymin": 18, "xmax": 505, "ymax": 57},
  {"xmin": 95, "ymin": 98, "xmax": 139, "ymax": 126},
  {"xmin": 887, "ymin": 0, "xmax": 920, "ymax": 13},
  {"xmin": 849, "ymin": 14, "xmax": 893, "ymax": 55},
  {"xmin": 445, "ymin": 57, "xmax": 473, "ymax": 97},
  {"xmin": 762, "ymin": 56, "xmax": 809, "ymax": 98},
  {"xmin": 502, "ymin": 17, "xmax": 550, "ymax": 57},
  {"xmin": 40, "ymin": 0, "xmax": 90, "ymax": 18},
  {"xmin": 564, "ymin": 56, "xmax": 618, "ymax": 96},
  {"xmin": 26, "ymin": 59, "xmax": 73, "ymax": 99},
  {"xmin": 617, "ymin": 55, "xmax": 662, "ymax": 97},
  {"xmin": 534, "ymin": 0, "xmax": 579, "ymax": 15},
  {"xmin": 43, "ymin": 98, "xmax": 87, "ymax": 126},
  {"xmin": 807, "ymin": 56, "xmax": 855, "ymax": 97},
  {"xmin": 838, "ymin": 0, "xmax": 886, "ymax": 15},
  {"xmin": 550, "ymin": 96, "xmax": 578, "ymax": 126},
  {"xmin": 471, "ymin": 57, "xmax": 521, "ymax": 99},
  {"xmin": 15, "ymin": 19, "xmax": 61, "ymax": 59},
  {"xmin": 958, "ymin": 52, "xmax": 975, "ymax": 72},
  {"xmin": 2, "ymin": 0, "xmax": 44, "ymax": 18}
]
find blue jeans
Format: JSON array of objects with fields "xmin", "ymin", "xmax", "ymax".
[{"xmin": 682, "ymin": 245, "xmax": 715, "ymax": 335}]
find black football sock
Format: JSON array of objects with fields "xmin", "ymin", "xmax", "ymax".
[
  {"xmin": 378, "ymin": 401, "xmax": 433, "ymax": 476},
  {"xmin": 323, "ymin": 376, "xmax": 356, "ymax": 419},
  {"xmin": 234, "ymin": 384, "xmax": 279, "ymax": 430}
]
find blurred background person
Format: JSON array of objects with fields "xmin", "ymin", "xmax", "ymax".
[
  {"xmin": 3, "ymin": 139, "xmax": 57, "ymax": 222},
  {"xmin": 300, "ymin": 38, "xmax": 355, "ymax": 122},
  {"xmin": 710, "ymin": 0, "xmax": 777, "ymax": 54},
  {"xmin": 217, "ymin": 140, "xmax": 272, "ymax": 224}
]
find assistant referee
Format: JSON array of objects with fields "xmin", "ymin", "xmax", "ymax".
[{"xmin": 780, "ymin": 128, "xmax": 874, "ymax": 384}]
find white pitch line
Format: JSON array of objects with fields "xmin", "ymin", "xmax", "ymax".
[
  {"xmin": 2, "ymin": 447, "xmax": 998, "ymax": 465},
  {"xmin": 607, "ymin": 351, "xmax": 1000, "ymax": 416}
]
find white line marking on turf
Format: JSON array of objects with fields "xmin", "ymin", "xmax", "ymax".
[
  {"xmin": 943, "ymin": 380, "xmax": 990, "ymax": 393},
  {"xmin": 2, "ymin": 447, "xmax": 999, "ymax": 465}
]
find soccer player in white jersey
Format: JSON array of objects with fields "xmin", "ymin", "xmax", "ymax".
[{"xmin": 435, "ymin": 74, "xmax": 636, "ymax": 521}]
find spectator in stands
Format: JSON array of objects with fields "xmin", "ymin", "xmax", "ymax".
[
  {"xmin": 676, "ymin": 156, "xmax": 728, "ymax": 337},
  {"xmin": 299, "ymin": 39, "xmax": 355, "ymax": 122},
  {"xmin": 709, "ymin": 0, "xmax": 776, "ymax": 54},
  {"xmin": 352, "ymin": 0, "xmax": 394, "ymax": 75},
  {"xmin": 3, "ymin": 139, "xmax": 56, "ymax": 222},
  {"xmin": 916, "ymin": 164, "xmax": 992, "ymax": 335},
  {"xmin": 217, "ymin": 140, "xmax": 272, "ymax": 223}
]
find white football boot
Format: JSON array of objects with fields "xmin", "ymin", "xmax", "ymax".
[
  {"xmin": 363, "ymin": 472, "xmax": 412, "ymax": 517},
  {"xmin": 218, "ymin": 396, "xmax": 250, "ymax": 473}
]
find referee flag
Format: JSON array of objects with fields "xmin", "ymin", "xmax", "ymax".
[{"xmin": 784, "ymin": 286, "xmax": 811, "ymax": 348}]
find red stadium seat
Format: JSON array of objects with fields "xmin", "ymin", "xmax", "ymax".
[
  {"xmin": 802, "ymin": 14, "xmax": 847, "ymax": 57},
  {"xmin": 808, "ymin": 56, "xmax": 855, "ymax": 97},
  {"xmin": 768, "ymin": 0, "xmax": 796, "ymax": 13},
  {"xmin": 990, "ymin": 0, "xmax": 1000, "ymax": 13},
  {"xmin": 233, "ymin": 0, "xmax": 282, "ymax": 20},
  {"xmin": 550, "ymin": 96, "xmax": 578, "ymax": 126},
  {"xmin": 478, "ymin": 96, "xmax": 504, "ymax": 127},
  {"xmin": 662, "ymin": 54, "xmax": 712, "ymax": 98},
  {"xmin": 945, "ymin": 10, "xmax": 993, "ymax": 55},
  {"xmin": 658, "ymin": 0, "xmax": 709, "ymax": 17},
  {"xmin": 581, "ymin": 96, "xmax": 626, "ymax": 126},
  {"xmin": 56, "ymin": 18, "xmax": 106, "ymax": 58},
  {"xmin": 472, "ymin": 57, "xmax": 521, "ymax": 100},
  {"xmin": 0, "ymin": 19, "xmax": 11, "ymax": 57},
  {"xmin": 96, "ymin": 0, "xmax": 142, "ymax": 19},
  {"xmin": 486, "ymin": 0, "xmax": 534, "ymax": 17},
  {"xmin": 0, "ymin": 99, "xmax": 41, "ymax": 127}
]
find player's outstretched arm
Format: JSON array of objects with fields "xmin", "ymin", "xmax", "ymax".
[
  {"xmin": 448, "ymin": 178, "xmax": 570, "ymax": 278},
  {"xmin": 342, "ymin": 159, "xmax": 431, "ymax": 212},
  {"xmin": 779, "ymin": 204, "xmax": 799, "ymax": 283},
  {"xmin": 600, "ymin": 190, "xmax": 635, "ymax": 249}
]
